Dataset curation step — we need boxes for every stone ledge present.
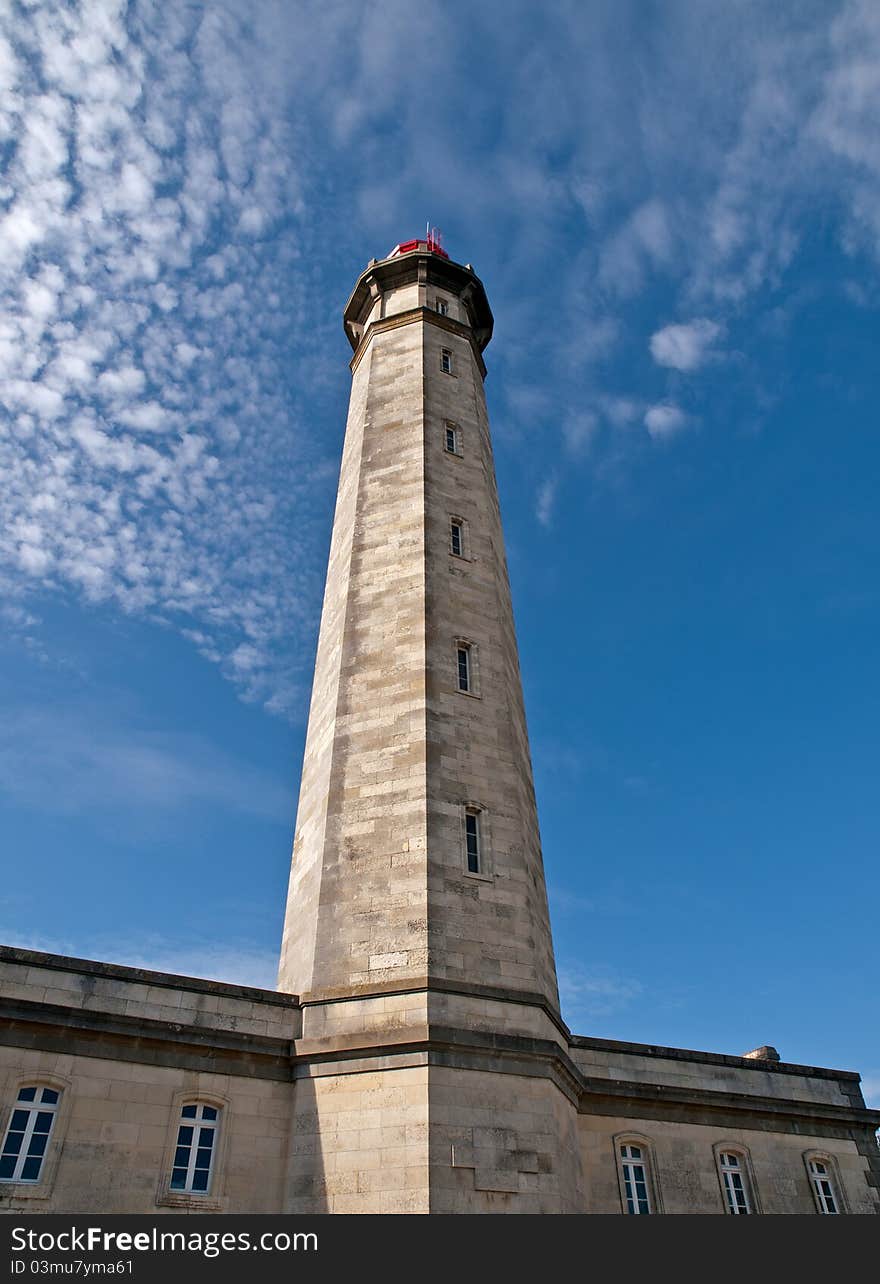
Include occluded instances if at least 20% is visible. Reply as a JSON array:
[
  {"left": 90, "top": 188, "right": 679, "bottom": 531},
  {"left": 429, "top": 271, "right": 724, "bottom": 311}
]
[
  {"left": 0, "top": 997, "right": 293, "bottom": 1081},
  {"left": 570, "top": 1031, "right": 865, "bottom": 1083},
  {"left": 4, "top": 995, "right": 879, "bottom": 1137},
  {"left": 300, "top": 973, "right": 568, "bottom": 1036},
  {"left": 576, "top": 1073, "right": 880, "bottom": 1132},
  {"left": 0, "top": 944, "right": 299, "bottom": 1007}
]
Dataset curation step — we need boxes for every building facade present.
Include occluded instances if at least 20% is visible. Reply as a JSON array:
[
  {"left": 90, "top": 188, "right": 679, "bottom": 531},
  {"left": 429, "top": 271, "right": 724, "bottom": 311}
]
[{"left": 1, "top": 240, "right": 878, "bottom": 1214}]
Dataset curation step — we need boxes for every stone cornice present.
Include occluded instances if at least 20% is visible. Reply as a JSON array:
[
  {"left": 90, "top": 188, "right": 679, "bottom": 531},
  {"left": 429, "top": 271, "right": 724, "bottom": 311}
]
[
  {"left": 570, "top": 1032, "right": 866, "bottom": 1084},
  {"left": 290, "top": 1024, "right": 880, "bottom": 1134},
  {"left": 3, "top": 947, "right": 867, "bottom": 1094},
  {"left": 299, "top": 973, "right": 569, "bottom": 1040},
  {"left": 349, "top": 307, "right": 488, "bottom": 379},
  {"left": 4, "top": 994, "right": 879, "bottom": 1137},
  {"left": 343, "top": 250, "right": 493, "bottom": 353},
  {"left": 576, "top": 1072, "right": 880, "bottom": 1134},
  {"left": 0, "top": 944, "right": 299, "bottom": 1007},
  {"left": 0, "top": 995, "right": 294, "bottom": 1082}
]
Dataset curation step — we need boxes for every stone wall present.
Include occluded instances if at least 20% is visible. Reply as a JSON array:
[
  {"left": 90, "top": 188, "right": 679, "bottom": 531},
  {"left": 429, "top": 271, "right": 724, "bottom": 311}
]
[{"left": 0, "top": 948, "right": 297, "bottom": 1213}]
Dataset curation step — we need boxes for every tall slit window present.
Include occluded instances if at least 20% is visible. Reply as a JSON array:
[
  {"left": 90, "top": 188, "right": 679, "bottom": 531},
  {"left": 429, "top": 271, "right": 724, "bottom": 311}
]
[
  {"left": 619, "top": 1143, "right": 651, "bottom": 1214},
  {"left": 808, "top": 1158, "right": 840, "bottom": 1214},
  {"left": 440, "top": 348, "right": 453, "bottom": 374},
  {"left": 0, "top": 1086, "right": 60, "bottom": 1183},
  {"left": 457, "top": 644, "right": 471, "bottom": 692},
  {"left": 465, "top": 809, "right": 481, "bottom": 874},
  {"left": 170, "top": 1103, "right": 219, "bottom": 1194},
  {"left": 444, "top": 423, "right": 461, "bottom": 455},
  {"left": 450, "top": 519, "right": 464, "bottom": 557},
  {"left": 719, "top": 1152, "right": 751, "bottom": 1214},
  {"left": 435, "top": 298, "right": 449, "bottom": 316}
]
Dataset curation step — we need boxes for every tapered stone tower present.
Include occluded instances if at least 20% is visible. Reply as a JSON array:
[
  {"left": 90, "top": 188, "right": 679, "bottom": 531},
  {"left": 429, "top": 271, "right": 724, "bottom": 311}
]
[
  {"left": 279, "top": 239, "right": 583, "bottom": 1212},
  {"left": 0, "top": 240, "right": 875, "bottom": 1218}
]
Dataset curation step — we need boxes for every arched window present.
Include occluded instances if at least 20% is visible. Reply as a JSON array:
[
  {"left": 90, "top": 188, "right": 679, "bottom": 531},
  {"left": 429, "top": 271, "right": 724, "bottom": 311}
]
[
  {"left": 169, "top": 1103, "right": 220, "bottom": 1195},
  {"left": 715, "top": 1147, "right": 756, "bottom": 1214},
  {"left": 0, "top": 1085, "right": 61, "bottom": 1184},
  {"left": 804, "top": 1153, "right": 844, "bottom": 1214},
  {"left": 614, "top": 1135, "right": 661, "bottom": 1214}
]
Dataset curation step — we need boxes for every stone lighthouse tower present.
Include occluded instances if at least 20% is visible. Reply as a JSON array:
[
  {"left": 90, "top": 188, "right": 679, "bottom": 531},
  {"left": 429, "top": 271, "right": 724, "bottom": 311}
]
[
  {"left": 278, "top": 237, "right": 583, "bottom": 1212},
  {"left": 0, "top": 239, "right": 874, "bottom": 1216}
]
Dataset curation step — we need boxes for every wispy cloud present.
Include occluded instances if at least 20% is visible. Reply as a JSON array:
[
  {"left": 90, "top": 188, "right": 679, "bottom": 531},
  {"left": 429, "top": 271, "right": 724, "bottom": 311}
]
[
  {"left": 0, "top": 927, "right": 279, "bottom": 990},
  {"left": 0, "top": 703, "right": 290, "bottom": 821},
  {"left": 535, "top": 475, "right": 557, "bottom": 527},
  {"left": 0, "top": 1, "right": 325, "bottom": 716},
  {"left": 5, "top": 0, "right": 880, "bottom": 707},
  {"left": 558, "top": 962, "right": 643, "bottom": 1025},
  {"left": 548, "top": 887, "right": 597, "bottom": 916}
]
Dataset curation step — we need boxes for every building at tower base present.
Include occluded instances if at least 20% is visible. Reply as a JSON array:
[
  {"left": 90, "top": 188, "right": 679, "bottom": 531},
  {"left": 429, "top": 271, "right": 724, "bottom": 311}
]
[
  {"left": 1, "top": 240, "right": 877, "bottom": 1214},
  {"left": 1, "top": 945, "right": 877, "bottom": 1213}
]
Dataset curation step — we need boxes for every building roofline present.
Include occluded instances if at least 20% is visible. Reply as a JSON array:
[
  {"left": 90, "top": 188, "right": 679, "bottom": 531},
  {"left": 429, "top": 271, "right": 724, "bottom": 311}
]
[
  {"left": 569, "top": 1031, "right": 865, "bottom": 1083},
  {"left": 0, "top": 944, "right": 299, "bottom": 1007},
  {"left": 3, "top": 944, "right": 866, "bottom": 1089}
]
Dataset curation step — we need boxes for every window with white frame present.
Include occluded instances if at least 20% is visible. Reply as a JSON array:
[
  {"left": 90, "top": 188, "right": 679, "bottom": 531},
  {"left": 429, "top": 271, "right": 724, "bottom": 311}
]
[
  {"left": 0, "top": 1086, "right": 61, "bottom": 1183},
  {"left": 464, "top": 808, "right": 481, "bottom": 874},
  {"left": 440, "top": 348, "right": 453, "bottom": 374},
  {"left": 435, "top": 298, "right": 449, "bottom": 316},
  {"left": 807, "top": 1157, "right": 840, "bottom": 1214},
  {"left": 450, "top": 517, "right": 465, "bottom": 558},
  {"left": 169, "top": 1103, "right": 220, "bottom": 1194},
  {"left": 619, "top": 1142, "right": 652, "bottom": 1214},
  {"left": 456, "top": 642, "right": 472, "bottom": 693},
  {"left": 718, "top": 1151, "right": 752, "bottom": 1214},
  {"left": 444, "top": 423, "right": 461, "bottom": 455}
]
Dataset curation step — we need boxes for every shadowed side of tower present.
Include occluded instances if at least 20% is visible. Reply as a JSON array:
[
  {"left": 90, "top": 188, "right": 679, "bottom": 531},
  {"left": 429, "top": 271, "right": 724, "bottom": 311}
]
[{"left": 278, "top": 241, "right": 583, "bottom": 1212}]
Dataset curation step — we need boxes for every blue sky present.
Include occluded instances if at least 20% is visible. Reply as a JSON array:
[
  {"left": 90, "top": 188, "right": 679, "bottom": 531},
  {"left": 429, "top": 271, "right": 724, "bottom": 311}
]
[{"left": 1, "top": 1, "right": 878, "bottom": 1102}]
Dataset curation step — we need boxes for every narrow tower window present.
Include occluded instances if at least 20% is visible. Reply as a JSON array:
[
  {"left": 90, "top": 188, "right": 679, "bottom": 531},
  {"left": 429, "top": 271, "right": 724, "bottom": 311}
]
[
  {"left": 718, "top": 1151, "right": 752, "bottom": 1214},
  {"left": 450, "top": 518, "right": 464, "bottom": 558},
  {"left": 435, "top": 298, "right": 449, "bottom": 316},
  {"left": 0, "top": 1086, "right": 60, "bottom": 1183},
  {"left": 457, "top": 643, "right": 471, "bottom": 692},
  {"left": 807, "top": 1158, "right": 840, "bottom": 1214},
  {"left": 619, "top": 1143, "right": 652, "bottom": 1214},
  {"left": 170, "top": 1103, "right": 220, "bottom": 1195},
  {"left": 440, "top": 348, "right": 453, "bottom": 374},
  {"left": 444, "top": 423, "right": 461, "bottom": 455},
  {"left": 465, "top": 809, "right": 481, "bottom": 874}
]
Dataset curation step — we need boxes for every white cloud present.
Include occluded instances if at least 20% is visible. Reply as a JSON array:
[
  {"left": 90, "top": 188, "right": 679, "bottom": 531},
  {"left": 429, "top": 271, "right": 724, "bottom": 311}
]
[
  {"left": 3, "top": 0, "right": 880, "bottom": 710},
  {"left": 0, "top": 0, "right": 324, "bottom": 716},
  {"left": 644, "top": 404, "right": 689, "bottom": 439},
  {"left": 649, "top": 318, "right": 722, "bottom": 371},
  {"left": 536, "top": 475, "right": 557, "bottom": 527},
  {"left": 97, "top": 366, "right": 146, "bottom": 398}
]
